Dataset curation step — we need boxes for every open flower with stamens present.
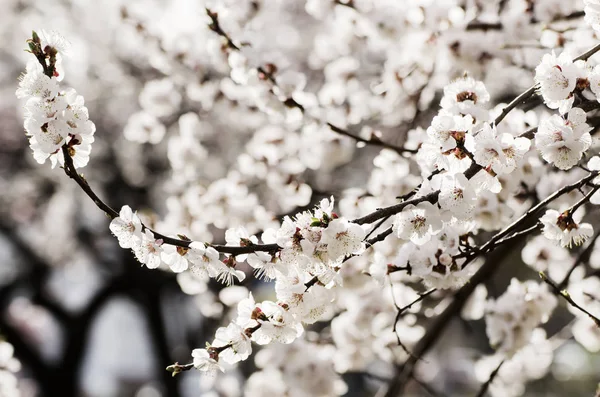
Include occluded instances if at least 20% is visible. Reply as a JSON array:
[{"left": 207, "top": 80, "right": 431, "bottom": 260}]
[
  {"left": 109, "top": 205, "right": 143, "bottom": 249},
  {"left": 133, "top": 229, "right": 164, "bottom": 269},
  {"left": 225, "top": 226, "right": 259, "bottom": 262},
  {"left": 426, "top": 112, "right": 475, "bottom": 152},
  {"left": 440, "top": 77, "right": 490, "bottom": 121},
  {"left": 192, "top": 348, "right": 224, "bottom": 375},
  {"left": 417, "top": 112, "right": 475, "bottom": 174},
  {"left": 16, "top": 60, "right": 58, "bottom": 99},
  {"left": 38, "top": 30, "right": 72, "bottom": 57},
  {"left": 252, "top": 301, "right": 303, "bottom": 345},
  {"left": 161, "top": 239, "right": 215, "bottom": 274},
  {"left": 212, "top": 323, "right": 252, "bottom": 364},
  {"left": 320, "top": 218, "right": 366, "bottom": 263},
  {"left": 534, "top": 51, "right": 584, "bottom": 112},
  {"left": 535, "top": 108, "right": 592, "bottom": 170},
  {"left": 437, "top": 173, "right": 478, "bottom": 218},
  {"left": 392, "top": 202, "right": 443, "bottom": 245},
  {"left": 212, "top": 256, "right": 246, "bottom": 286},
  {"left": 540, "top": 209, "right": 594, "bottom": 248},
  {"left": 246, "top": 229, "right": 287, "bottom": 280}
]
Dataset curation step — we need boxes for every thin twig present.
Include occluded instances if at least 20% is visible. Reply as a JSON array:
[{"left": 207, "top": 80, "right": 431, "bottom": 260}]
[
  {"left": 396, "top": 289, "right": 437, "bottom": 318},
  {"left": 365, "top": 217, "right": 390, "bottom": 241},
  {"left": 474, "top": 359, "right": 505, "bottom": 397},
  {"left": 389, "top": 279, "right": 420, "bottom": 359},
  {"left": 540, "top": 272, "right": 600, "bottom": 327},
  {"left": 576, "top": 43, "right": 600, "bottom": 62},
  {"left": 469, "top": 172, "right": 598, "bottom": 259},
  {"left": 493, "top": 85, "right": 538, "bottom": 126},
  {"left": 326, "top": 123, "right": 417, "bottom": 155},
  {"left": 493, "top": 223, "right": 541, "bottom": 247},
  {"left": 558, "top": 230, "right": 600, "bottom": 289}
]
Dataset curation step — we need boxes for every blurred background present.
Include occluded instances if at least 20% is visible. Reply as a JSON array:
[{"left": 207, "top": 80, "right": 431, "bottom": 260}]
[{"left": 1, "top": 0, "right": 600, "bottom": 396}]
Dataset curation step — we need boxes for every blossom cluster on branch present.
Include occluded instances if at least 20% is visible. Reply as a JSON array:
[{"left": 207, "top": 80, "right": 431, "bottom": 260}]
[{"left": 12, "top": 1, "right": 600, "bottom": 396}]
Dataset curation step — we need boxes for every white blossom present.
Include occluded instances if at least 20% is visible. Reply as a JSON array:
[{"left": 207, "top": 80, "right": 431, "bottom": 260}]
[
  {"left": 437, "top": 172, "right": 477, "bottom": 217},
  {"left": 133, "top": 229, "right": 164, "bottom": 269},
  {"left": 392, "top": 202, "right": 443, "bottom": 245},
  {"left": 540, "top": 209, "right": 594, "bottom": 248},
  {"left": 39, "top": 29, "right": 72, "bottom": 56},
  {"left": 212, "top": 257, "right": 246, "bottom": 286},
  {"left": 0, "top": 341, "right": 21, "bottom": 397},
  {"left": 252, "top": 301, "right": 303, "bottom": 345},
  {"left": 588, "top": 64, "right": 600, "bottom": 100},
  {"left": 320, "top": 218, "right": 366, "bottom": 263},
  {"left": 161, "top": 244, "right": 195, "bottom": 273},
  {"left": 16, "top": 61, "right": 58, "bottom": 99},
  {"left": 192, "top": 348, "right": 224, "bottom": 375},
  {"left": 534, "top": 51, "right": 583, "bottom": 112},
  {"left": 440, "top": 77, "right": 490, "bottom": 121},
  {"left": 109, "top": 205, "right": 143, "bottom": 249},
  {"left": 212, "top": 323, "right": 252, "bottom": 364},
  {"left": 485, "top": 279, "right": 557, "bottom": 356},
  {"left": 584, "top": 0, "right": 600, "bottom": 33},
  {"left": 225, "top": 227, "right": 259, "bottom": 262}
]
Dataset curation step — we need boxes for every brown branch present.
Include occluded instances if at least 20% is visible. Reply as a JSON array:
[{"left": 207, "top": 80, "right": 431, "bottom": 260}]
[
  {"left": 205, "top": 8, "right": 241, "bottom": 51},
  {"left": 461, "top": 172, "right": 598, "bottom": 260},
  {"left": 354, "top": 162, "right": 481, "bottom": 226},
  {"left": 474, "top": 359, "right": 504, "bottom": 397},
  {"left": 540, "top": 271, "right": 600, "bottom": 327},
  {"left": 326, "top": 123, "right": 417, "bottom": 155},
  {"left": 389, "top": 280, "right": 420, "bottom": 360},
  {"left": 493, "top": 85, "right": 538, "bottom": 126},
  {"left": 466, "top": 10, "right": 585, "bottom": 31},
  {"left": 58, "top": 144, "right": 280, "bottom": 254}
]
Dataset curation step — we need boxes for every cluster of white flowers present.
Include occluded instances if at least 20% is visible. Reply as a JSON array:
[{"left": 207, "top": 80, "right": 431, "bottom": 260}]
[
  {"left": 521, "top": 235, "right": 573, "bottom": 278},
  {"left": 567, "top": 276, "right": 600, "bottom": 352},
  {"left": 191, "top": 196, "right": 372, "bottom": 371},
  {"left": 475, "top": 329, "right": 554, "bottom": 397},
  {"left": 485, "top": 279, "right": 557, "bottom": 356},
  {"left": 244, "top": 338, "right": 348, "bottom": 397},
  {"left": 467, "top": 123, "right": 531, "bottom": 175},
  {"left": 14, "top": 2, "right": 600, "bottom": 394},
  {"left": 585, "top": 0, "right": 600, "bottom": 34},
  {"left": 0, "top": 341, "right": 21, "bottom": 397},
  {"left": 16, "top": 31, "right": 95, "bottom": 169},
  {"left": 101, "top": 33, "right": 600, "bottom": 386},
  {"left": 109, "top": 205, "right": 246, "bottom": 284}
]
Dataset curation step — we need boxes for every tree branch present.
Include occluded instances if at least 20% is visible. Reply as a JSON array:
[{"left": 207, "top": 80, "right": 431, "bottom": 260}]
[
  {"left": 540, "top": 271, "right": 600, "bottom": 327},
  {"left": 474, "top": 359, "right": 504, "bottom": 397}
]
